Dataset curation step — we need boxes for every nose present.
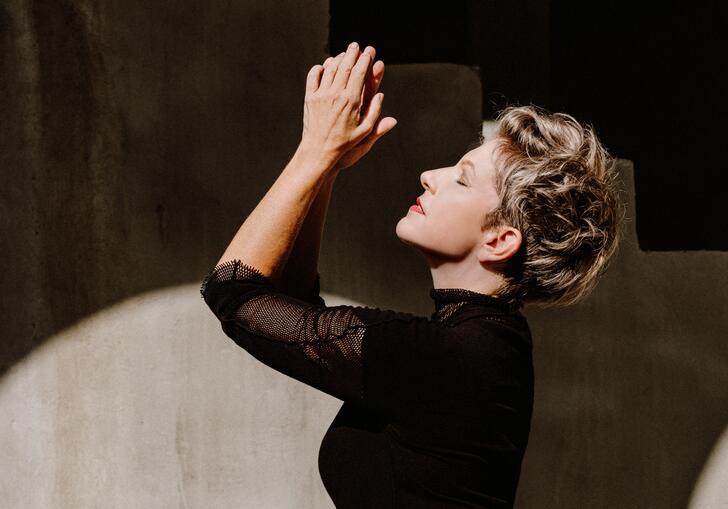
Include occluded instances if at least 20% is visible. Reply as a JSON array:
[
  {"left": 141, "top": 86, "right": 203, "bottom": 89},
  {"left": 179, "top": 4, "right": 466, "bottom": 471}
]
[{"left": 420, "top": 170, "right": 433, "bottom": 192}]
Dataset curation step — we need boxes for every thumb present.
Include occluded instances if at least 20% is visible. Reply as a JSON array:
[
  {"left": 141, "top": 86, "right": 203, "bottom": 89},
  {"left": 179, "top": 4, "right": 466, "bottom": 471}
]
[
  {"left": 373, "top": 116, "right": 398, "bottom": 139},
  {"left": 379, "top": 117, "right": 397, "bottom": 133},
  {"left": 359, "top": 116, "right": 397, "bottom": 150}
]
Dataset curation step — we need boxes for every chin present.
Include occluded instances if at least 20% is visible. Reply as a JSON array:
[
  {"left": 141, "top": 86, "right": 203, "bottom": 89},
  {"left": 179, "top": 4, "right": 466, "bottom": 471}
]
[
  {"left": 395, "top": 219, "right": 418, "bottom": 247},
  {"left": 394, "top": 217, "right": 409, "bottom": 239}
]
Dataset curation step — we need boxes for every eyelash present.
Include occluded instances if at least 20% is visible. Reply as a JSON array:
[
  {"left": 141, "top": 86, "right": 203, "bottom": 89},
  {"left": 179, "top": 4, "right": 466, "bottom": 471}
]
[{"left": 457, "top": 178, "right": 467, "bottom": 186}]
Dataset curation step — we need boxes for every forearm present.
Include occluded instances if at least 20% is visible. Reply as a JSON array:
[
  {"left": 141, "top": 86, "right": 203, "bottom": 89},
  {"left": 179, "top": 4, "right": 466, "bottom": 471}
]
[
  {"left": 215, "top": 145, "right": 338, "bottom": 282},
  {"left": 278, "top": 169, "right": 338, "bottom": 300}
]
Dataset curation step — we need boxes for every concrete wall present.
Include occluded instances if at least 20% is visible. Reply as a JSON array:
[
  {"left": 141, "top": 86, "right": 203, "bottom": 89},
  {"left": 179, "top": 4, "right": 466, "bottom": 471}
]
[{"left": 2, "top": 0, "right": 727, "bottom": 507}]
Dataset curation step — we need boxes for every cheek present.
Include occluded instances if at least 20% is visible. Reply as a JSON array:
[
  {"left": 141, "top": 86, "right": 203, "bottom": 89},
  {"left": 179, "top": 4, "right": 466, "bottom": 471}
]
[{"left": 429, "top": 204, "right": 478, "bottom": 238}]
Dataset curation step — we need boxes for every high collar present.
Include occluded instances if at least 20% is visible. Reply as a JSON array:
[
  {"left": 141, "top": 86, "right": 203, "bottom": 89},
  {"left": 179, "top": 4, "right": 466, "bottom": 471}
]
[{"left": 429, "top": 287, "right": 524, "bottom": 323}]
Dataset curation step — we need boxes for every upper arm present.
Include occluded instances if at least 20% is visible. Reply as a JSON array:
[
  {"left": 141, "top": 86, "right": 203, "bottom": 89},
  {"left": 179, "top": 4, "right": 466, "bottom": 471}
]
[{"left": 200, "top": 259, "right": 459, "bottom": 415}]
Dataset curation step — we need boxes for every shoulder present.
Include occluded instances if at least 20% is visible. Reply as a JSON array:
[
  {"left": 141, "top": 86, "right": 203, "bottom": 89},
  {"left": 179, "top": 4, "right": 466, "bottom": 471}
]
[{"left": 451, "top": 312, "right": 533, "bottom": 358}]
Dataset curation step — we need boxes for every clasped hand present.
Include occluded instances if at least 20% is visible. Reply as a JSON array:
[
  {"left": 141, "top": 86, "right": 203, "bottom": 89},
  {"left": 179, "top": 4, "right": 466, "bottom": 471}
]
[{"left": 300, "top": 41, "right": 397, "bottom": 171}]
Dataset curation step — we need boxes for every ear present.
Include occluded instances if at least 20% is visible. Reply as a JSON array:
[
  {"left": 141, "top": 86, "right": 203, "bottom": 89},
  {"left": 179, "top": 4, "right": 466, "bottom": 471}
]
[{"left": 476, "top": 226, "right": 522, "bottom": 263}]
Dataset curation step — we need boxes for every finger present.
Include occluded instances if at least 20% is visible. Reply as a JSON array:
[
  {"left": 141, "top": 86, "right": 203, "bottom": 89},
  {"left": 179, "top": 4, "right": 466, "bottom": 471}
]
[
  {"left": 332, "top": 41, "right": 361, "bottom": 90},
  {"left": 358, "top": 48, "right": 377, "bottom": 106},
  {"left": 320, "top": 51, "right": 345, "bottom": 90},
  {"left": 357, "top": 90, "right": 382, "bottom": 129},
  {"left": 353, "top": 91, "right": 384, "bottom": 139},
  {"left": 306, "top": 64, "right": 324, "bottom": 95},
  {"left": 372, "top": 60, "right": 384, "bottom": 93},
  {"left": 361, "top": 59, "right": 384, "bottom": 110},
  {"left": 348, "top": 46, "right": 373, "bottom": 98}
]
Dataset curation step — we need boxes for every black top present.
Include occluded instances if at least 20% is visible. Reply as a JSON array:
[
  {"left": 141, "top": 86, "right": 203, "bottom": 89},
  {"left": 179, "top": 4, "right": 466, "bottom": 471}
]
[{"left": 200, "top": 259, "right": 534, "bottom": 508}]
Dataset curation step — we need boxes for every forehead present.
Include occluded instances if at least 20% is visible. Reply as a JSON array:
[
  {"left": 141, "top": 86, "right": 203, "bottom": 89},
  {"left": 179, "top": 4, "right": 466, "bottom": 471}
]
[{"left": 463, "top": 139, "right": 499, "bottom": 178}]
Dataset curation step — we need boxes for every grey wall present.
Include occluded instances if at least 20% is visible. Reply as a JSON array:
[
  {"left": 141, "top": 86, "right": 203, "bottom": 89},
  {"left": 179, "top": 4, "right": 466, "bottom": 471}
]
[{"left": 2, "top": 0, "right": 727, "bottom": 507}]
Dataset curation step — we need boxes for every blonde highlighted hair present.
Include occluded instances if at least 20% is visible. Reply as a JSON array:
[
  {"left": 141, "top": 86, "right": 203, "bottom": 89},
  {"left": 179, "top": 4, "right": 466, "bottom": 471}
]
[{"left": 481, "top": 104, "right": 627, "bottom": 308}]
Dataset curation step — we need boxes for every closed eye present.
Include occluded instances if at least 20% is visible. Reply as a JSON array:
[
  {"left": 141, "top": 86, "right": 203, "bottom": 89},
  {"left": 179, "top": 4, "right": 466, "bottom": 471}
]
[{"left": 456, "top": 167, "right": 469, "bottom": 186}]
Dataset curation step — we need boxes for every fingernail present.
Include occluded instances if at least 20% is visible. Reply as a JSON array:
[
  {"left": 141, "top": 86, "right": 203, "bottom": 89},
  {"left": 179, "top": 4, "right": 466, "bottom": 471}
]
[{"left": 349, "top": 41, "right": 358, "bottom": 50}]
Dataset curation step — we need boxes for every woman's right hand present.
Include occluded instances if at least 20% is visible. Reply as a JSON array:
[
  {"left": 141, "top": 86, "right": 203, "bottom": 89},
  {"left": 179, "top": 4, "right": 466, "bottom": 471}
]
[{"left": 323, "top": 46, "right": 398, "bottom": 172}]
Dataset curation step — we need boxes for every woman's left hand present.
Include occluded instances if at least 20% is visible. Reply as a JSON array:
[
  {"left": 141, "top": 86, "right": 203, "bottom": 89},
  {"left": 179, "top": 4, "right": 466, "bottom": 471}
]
[{"left": 299, "top": 42, "right": 385, "bottom": 166}]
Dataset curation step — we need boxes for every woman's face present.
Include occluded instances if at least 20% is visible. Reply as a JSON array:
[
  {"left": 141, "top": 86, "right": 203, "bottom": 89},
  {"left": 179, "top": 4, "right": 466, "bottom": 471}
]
[{"left": 395, "top": 139, "right": 503, "bottom": 259}]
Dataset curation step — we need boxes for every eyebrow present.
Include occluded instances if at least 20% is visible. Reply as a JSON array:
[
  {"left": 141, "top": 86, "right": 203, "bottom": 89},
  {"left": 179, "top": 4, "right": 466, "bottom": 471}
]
[{"left": 460, "top": 159, "right": 476, "bottom": 180}]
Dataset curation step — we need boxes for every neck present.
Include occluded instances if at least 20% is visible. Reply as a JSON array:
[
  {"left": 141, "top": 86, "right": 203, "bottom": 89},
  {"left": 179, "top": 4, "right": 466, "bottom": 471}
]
[{"left": 427, "top": 256, "right": 504, "bottom": 296}]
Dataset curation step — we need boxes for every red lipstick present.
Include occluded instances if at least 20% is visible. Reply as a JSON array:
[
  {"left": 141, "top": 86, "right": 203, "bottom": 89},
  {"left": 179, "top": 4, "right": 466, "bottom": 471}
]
[{"left": 409, "top": 197, "right": 425, "bottom": 215}]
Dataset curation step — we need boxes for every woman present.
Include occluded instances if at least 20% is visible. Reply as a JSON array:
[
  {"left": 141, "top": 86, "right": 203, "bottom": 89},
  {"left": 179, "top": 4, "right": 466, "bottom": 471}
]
[{"left": 200, "top": 42, "right": 624, "bottom": 508}]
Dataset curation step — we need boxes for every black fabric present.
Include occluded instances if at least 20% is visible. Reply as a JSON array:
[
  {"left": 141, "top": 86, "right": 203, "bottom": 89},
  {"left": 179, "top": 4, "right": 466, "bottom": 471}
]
[{"left": 200, "top": 258, "right": 534, "bottom": 508}]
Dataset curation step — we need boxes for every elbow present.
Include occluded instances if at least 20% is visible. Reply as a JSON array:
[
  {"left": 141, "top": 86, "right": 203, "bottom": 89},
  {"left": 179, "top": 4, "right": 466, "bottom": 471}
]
[{"left": 201, "top": 278, "right": 260, "bottom": 322}]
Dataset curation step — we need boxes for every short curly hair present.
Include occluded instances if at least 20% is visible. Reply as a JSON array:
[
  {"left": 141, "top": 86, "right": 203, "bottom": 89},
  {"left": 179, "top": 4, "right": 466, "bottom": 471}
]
[{"left": 481, "top": 104, "right": 627, "bottom": 308}]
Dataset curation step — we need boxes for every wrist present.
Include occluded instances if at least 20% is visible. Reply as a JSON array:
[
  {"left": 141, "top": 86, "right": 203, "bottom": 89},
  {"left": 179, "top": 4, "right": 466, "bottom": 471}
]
[{"left": 295, "top": 141, "right": 340, "bottom": 175}]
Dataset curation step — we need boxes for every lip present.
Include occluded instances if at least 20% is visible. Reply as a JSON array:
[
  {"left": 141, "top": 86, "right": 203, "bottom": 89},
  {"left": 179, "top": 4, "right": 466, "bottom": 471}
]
[
  {"left": 409, "top": 197, "right": 425, "bottom": 215},
  {"left": 416, "top": 197, "right": 425, "bottom": 215}
]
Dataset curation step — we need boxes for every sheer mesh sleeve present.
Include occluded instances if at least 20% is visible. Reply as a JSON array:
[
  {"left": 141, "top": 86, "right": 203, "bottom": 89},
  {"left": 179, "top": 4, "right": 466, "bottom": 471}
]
[
  {"left": 200, "top": 258, "right": 507, "bottom": 415},
  {"left": 200, "top": 258, "right": 375, "bottom": 405}
]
